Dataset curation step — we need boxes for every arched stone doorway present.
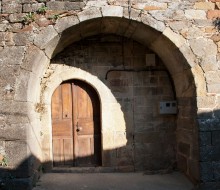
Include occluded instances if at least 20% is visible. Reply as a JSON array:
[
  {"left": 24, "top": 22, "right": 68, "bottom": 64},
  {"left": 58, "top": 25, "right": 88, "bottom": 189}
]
[
  {"left": 21, "top": 10, "right": 204, "bottom": 185},
  {"left": 51, "top": 80, "right": 102, "bottom": 167}
]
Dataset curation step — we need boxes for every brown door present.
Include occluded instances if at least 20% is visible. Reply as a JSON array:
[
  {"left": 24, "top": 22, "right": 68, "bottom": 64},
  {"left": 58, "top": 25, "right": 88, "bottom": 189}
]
[{"left": 52, "top": 80, "right": 101, "bottom": 167}]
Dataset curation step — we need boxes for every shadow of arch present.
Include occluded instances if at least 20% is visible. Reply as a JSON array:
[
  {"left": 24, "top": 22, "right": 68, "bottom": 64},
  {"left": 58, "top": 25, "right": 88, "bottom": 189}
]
[{"left": 17, "top": 13, "right": 204, "bottom": 188}]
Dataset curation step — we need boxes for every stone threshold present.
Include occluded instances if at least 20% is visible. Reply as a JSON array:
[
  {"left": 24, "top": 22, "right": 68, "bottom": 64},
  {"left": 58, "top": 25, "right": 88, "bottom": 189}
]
[{"left": 51, "top": 166, "right": 135, "bottom": 173}]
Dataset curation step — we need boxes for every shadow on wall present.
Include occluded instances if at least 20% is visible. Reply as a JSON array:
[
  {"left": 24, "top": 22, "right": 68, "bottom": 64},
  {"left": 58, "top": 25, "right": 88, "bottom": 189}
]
[{"left": 0, "top": 109, "right": 219, "bottom": 190}]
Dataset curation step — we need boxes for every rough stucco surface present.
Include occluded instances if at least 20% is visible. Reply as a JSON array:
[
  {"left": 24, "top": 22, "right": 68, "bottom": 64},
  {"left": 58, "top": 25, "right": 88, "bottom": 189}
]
[{"left": 0, "top": 0, "right": 219, "bottom": 189}]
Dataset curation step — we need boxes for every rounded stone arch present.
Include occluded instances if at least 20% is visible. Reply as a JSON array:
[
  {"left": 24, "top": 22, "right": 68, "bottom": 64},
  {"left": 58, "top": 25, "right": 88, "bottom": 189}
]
[
  {"left": 22, "top": 7, "right": 205, "bottom": 184},
  {"left": 41, "top": 67, "right": 127, "bottom": 169}
]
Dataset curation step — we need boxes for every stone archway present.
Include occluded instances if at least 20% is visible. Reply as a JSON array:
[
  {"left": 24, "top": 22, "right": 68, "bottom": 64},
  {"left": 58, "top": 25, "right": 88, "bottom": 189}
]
[{"left": 19, "top": 6, "right": 205, "bottom": 185}]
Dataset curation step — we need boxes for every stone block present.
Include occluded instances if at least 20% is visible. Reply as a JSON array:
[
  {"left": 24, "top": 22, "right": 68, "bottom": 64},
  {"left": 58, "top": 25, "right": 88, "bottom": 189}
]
[
  {"left": 47, "top": 1, "right": 84, "bottom": 11},
  {"left": 213, "top": 161, "right": 220, "bottom": 181},
  {"left": 205, "top": 71, "right": 220, "bottom": 84},
  {"left": 0, "top": 46, "right": 26, "bottom": 65},
  {"left": 78, "top": 7, "right": 102, "bottom": 22},
  {"left": 200, "top": 132, "right": 212, "bottom": 146},
  {"left": 23, "top": 3, "right": 44, "bottom": 13},
  {"left": 0, "top": 123, "right": 27, "bottom": 140},
  {"left": 199, "top": 182, "right": 220, "bottom": 190},
  {"left": 34, "top": 25, "right": 58, "bottom": 50},
  {"left": 194, "top": 2, "right": 215, "bottom": 10},
  {"left": 197, "top": 96, "right": 216, "bottom": 109},
  {"left": 102, "top": 6, "right": 123, "bottom": 17},
  {"left": 200, "top": 161, "right": 214, "bottom": 182},
  {"left": 54, "top": 15, "right": 79, "bottom": 34},
  {"left": 0, "top": 24, "right": 8, "bottom": 32},
  {"left": 9, "top": 13, "right": 26, "bottom": 23},
  {"left": 189, "top": 38, "right": 217, "bottom": 58},
  {"left": 188, "top": 159, "right": 200, "bottom": 183},
  {"left": 2, "top": 1, "right": 22, "bottom": 14},
  {"left": 5, "top": 140, "right": 28, "bottom": 168},
  {"left": 207, "top": 10, "right": 220, "bottom": 19},
  {"left": 200, "top": 145, "right": 220, "bottom": 162},
  {"left": 198, "top": 118, "right": 220, "bottom": 131},
  {"left": 200, "top": 55, "right": 218, "bottom": 72},
  {"left": 177, "top": 154, "right": 187, "bottom": 172},
  {"left": 185, "top": 10, "right": 206, "bottom": 20},
  {"left": 207, "top": 84, "right": 220, "bottom": 93},
  {"left": 212, "top": 131, "right": 220, "bottom": 146},
  {"left": 178, "top": 142, "right": 190, "bottom": 157}
]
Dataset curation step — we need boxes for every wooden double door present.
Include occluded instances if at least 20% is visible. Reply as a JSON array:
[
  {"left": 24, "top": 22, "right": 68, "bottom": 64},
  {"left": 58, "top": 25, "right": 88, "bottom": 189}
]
[{"left": 52, "top": 80, "right": 101, "bottom": 167}]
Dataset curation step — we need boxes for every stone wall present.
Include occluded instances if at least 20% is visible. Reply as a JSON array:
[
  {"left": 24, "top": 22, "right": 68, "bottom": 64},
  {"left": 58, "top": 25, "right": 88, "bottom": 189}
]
[
  {"left": 0, "top": 0, "right": 219, "bottom": 189},
  {"left": 50, "top": 35, "right": 176, "bottom": 172}
]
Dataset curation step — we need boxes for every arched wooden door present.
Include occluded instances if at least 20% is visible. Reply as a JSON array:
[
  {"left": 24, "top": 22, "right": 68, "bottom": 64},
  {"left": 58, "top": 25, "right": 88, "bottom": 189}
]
[{"left": 51, "top": 80, "right": 101, "bottom": 167}]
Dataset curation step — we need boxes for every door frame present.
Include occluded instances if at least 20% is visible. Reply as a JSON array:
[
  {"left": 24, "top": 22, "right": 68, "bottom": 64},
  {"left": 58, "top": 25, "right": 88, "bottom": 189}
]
[{"left": 40, "top": 68, "right": 128, "bottom": 171}]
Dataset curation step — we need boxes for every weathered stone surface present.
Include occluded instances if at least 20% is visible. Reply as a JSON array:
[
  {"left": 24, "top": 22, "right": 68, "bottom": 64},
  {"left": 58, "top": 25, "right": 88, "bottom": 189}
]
[
  {"left": 212, "top": 131, "right": 220, "bottom": 146},
  {"left": 102, "top": 6, "right": 123, "bottom": 17},
  {"left": 78, "top": 7, "right": 102, "bottom": 22},
  {"left": 200, "top": 145, "right": 220, "bottom": 162},
  {"left": 213, "top": 161, "right": 220, "bottom": 180},
  {"left": 46, "top": 1, "right": 84, "bottom": 11},
  {"left": 54, "top": 15, "right": 79, "bottom": 33},
  {"left": 200, "top": 132, "right": 212, "bottom": 146},
  {"left": 194, "top": 2, "right": 215, "bottom": 10},
  {"left": 23, "top": 3, "right": 44, "bottom": 13},
  {"left": 34, "top": 25, "right": 58, "bottom": 49},
  {"left": 132, "top": 2, "right": 167, "bottom": 11},
  {"left": 163, "top": 27, "right": 185, "bottom": 48},
  {"left": 0, "top": 46, "right": 26, "bottom": 65},
  {"left": 200, "top": 162, "right": 214, "bottom": 182},
  {"left": 9, "top": 13, "right": 26, "bottom": 23},
  {"left": 2, "top": 1, "right": 22, "bottom": 14},
  {"left": 207, "top": 10, "right": 220, "bottom": 19},
  {"left": 189, "top": 38, "right": 217, "bottom": 58},
  {"left": 185, "top": 10, "right": 206, "bottom": 19}
]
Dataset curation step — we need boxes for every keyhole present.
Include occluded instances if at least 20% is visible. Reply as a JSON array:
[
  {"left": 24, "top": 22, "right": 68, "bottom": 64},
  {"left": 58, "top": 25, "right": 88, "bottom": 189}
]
[{"left": 65, "top": 114, "right": 68, "bottom": 118}]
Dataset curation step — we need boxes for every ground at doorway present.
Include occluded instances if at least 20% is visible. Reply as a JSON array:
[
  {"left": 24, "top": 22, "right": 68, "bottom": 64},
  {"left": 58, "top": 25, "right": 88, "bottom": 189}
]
[{"left": 33, "top": 172, "right": 194, "bottom": 190}]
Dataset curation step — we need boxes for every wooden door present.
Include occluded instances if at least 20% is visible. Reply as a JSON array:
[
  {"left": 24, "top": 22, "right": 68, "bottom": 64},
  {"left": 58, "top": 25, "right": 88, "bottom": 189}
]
[{"left": 52, "top": 80, "right": 101, "bottom": 167}]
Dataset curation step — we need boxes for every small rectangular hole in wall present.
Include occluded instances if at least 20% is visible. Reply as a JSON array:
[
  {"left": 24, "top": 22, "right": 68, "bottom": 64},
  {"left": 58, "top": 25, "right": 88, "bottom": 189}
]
[{"left": 159, "top": 101, "right": 177, "bottom": 114}]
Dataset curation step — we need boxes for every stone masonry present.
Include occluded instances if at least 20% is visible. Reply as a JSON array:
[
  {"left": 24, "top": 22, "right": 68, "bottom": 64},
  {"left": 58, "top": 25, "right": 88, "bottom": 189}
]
[{"left": 0, "top": 0, "right": 219, "bottom": 190}]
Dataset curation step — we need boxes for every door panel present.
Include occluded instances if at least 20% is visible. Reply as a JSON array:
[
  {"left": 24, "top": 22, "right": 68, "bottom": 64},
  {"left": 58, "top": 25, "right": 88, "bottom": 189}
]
[
  {"left": 52, "top": 84, "right": 73, "bottom": 166},
  {"left": 52, "top": 80, "right": 101, "bottom": 167},
  {"left": 73, "top": 81, "right": 101, "bottom": 166}
]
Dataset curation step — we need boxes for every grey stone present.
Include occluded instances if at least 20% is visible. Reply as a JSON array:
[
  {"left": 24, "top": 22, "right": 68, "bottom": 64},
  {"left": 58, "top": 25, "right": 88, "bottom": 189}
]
[
  {"left": 199, "top": 119, "right": 220, "bottom": 131},
  {"left": 47, "top": 1, "right": 84, "bottom": 11},
  {"left": 9, "top": 13, "right": 26, "bottom": 23},
  {"left": 185, "top": 10, "right": 206, "bottom": 19},
  {"left": 2, "top": 1, "right": 22, "bottom": 14},
  {"left": 189, "top": 38, "right": 217, "bottom": 58},
  {"left": 0, "top": 123, "right": 27, "bottom": 140},
  {"left": 13, "top": 32, "right": 32, "bottom": 46},
  {"left": 212, "top": 131, "right": 220, "bottom": 146},
  {"left": 102, "top": 5, "right": 123, "bottom": 17},
  {"left": 213, "top": 161, "right": 220, "bottom": 181},
  {"left": 34, "top": 25, "right": 58, "bottom": 49},
  {"left": 54, "top": 15, "right": 79, "bottom": 34},
  {"left": 0, "top": 46, "right": 26, "bottom": 66},
  {"left": 178, "top": 142, "right": 190, "bottom": 156},
  {"left": 200, "top": 162, "right": 214, "bottom": 182},
  {"left": 200, "top": 132, "right": 212, "bottom": 146},
  {"left": 5, "top": 140, "right": 28, "bottom": 167},
  {"left": 200, "top": 145, "right": 220, "bottom": 162},
  {"left": 78, "top": 7, "right": 102, "bottom": 22},
  {"left": 0, "top": 24, "right": 8, "bottom": 32},
  {"left": 23, "top": 3, "right": 44, "bottom": 13}
]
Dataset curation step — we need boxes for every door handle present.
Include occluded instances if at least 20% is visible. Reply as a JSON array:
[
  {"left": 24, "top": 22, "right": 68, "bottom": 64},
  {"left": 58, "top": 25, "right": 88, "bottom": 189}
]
[{"left": 76, "top": 122, "right": 82, "bottom": 132}]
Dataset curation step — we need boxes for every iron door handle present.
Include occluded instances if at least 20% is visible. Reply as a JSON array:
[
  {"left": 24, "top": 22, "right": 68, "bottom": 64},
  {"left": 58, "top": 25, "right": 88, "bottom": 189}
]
[{"left": 76, "top": 122, "right": 82, "bottom": 132}]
